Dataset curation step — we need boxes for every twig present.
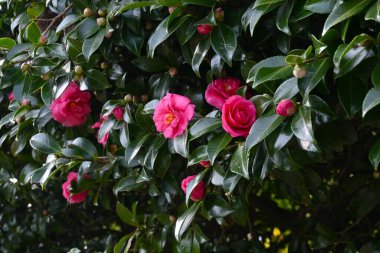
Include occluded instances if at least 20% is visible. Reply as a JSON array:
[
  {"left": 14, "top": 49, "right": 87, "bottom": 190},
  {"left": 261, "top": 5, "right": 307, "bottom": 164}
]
[
  {"left": 301, "top": 53, "right": 329, "bottom": 64},
  {"left": 42, "top": 3, "right": 73, "bottom": 36}
]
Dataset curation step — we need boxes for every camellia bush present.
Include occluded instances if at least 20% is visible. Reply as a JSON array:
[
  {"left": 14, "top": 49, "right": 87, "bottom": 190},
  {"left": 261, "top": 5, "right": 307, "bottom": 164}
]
[{"left": 1, "top": 0, "right": 380, "bottom": 252}]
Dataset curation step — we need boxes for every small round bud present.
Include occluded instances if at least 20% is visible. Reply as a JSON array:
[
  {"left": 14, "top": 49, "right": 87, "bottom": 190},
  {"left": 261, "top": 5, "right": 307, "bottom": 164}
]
[
  {"left": 109, "top": 144, "right": 117, "bottom": 155},
  {"left": 42, "top": 210, "right": 49, "bottom": 216},
  {"left": 21, "top": 62, "right": 30, "bottom": 72},
  {"left": 97, "top": 17, "right": 106, "bottom": 27},
  {"left": 168, "top": 7, "right": 177, "bottom": 14},
  {"left": 100, "top": 62, "right": 109, "bottom": 70},
  {"left": 373, "top": 171, "right": 380, "bottom": 179},
  {"left": 168, "top": 67, "right": 177, "bottom": 77},
  {"left": 114, "top": 47, "right": 121, "bottom": 53},
  {"left": 124, "top": 94, "right": 133, "bottom": 103},
  {"left": 105, "top": 32, "right": 112, "bottom": 39},
  {"left": 214, "top": 7, "right": 224, "bottom": 22},
  {"left": 169, "top": 215, "right": 176, "bottom": 222},
  {"left": 15, "top": 117, "right": 23, "bottom": 124},
  {"left": 73, "top": 74, "right": 81, "bottom": 82},
  {"left": 141, "top": 94, "right": 149, "bottom": 103},
  {"left": 21, "top": 98, "right": 30, "bottom": 106},
  {"left": 83, "top": 8, "right": 93, "bottom": 17},
  {"left": 293, "top": 64, "right": 306, "bottom": 79},
  {"left": 276, "top": 99, "right": 297, "bottom": 117},
  {"left": 144, "top": 21, "right": 154, "bottom": 30},
  {"left": 74, "top": 65, "right": 83, "bottom": 75},
  {"left": 41, "top": 72, "right": 51, "bottom": 81},
  {"left": 199, "top": 160, "right": 210, "bottom": 168},
  {"left": 247, "top": 233, "right": 253, "bottom": 241},
  {"left": 98, "top": 9, "right": 107, "bottom": 17},
  {"left": 197, "top": 24, "right": 213, "bottom": 35},
  {"left": 39, "top": 35, "right": 47, "bottom": 46}
]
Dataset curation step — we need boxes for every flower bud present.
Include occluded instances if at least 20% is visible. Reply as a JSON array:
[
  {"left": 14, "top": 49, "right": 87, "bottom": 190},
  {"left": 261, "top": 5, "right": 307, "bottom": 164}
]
[
  {"left": 21, "top": 98, "right": 30, "bottom": 106},
  {"left": 169, "top": 215, "right": 176, "bottom": 222},
  {"left": 100, "top": 61, "right": 109, "bottom": 70},
  {"left": 199, "top": 160, "right": 210, "bottom": 168},
  {"left": 112, "top": 107, "right": 124, "bottom": 121},
  {"left": 21, "top": 62, "right": 30, "bottom": 72},
  {"left": 105, "top": 32, "right": 112, "bottom": 39},
  {"left": 141, "top": 94, "right": 149, "bottom": 103},
  {"left": 74, "top": 65, "right": 83, "bottom": 75},
  {"left": 276, "top": 99, "right": 297, "bottom": 117},
  {"left": 373, "top": 171, "right": 380, "bottom": 179},
  {"left": 124, "top": 94, "right": 133, "bottom": 103},
  {"left": 293, "top": 64, "right": 306, "bottom": 79},
  {"left": 98, "top": 9, "right": 107, "bottom": 17},
  {"left": 73, "top": 74, "right": 81, "bottom": 82},
  {"left": 41, "top": 72, "right": 51, "bottom": 81},
  {"left": 168, "top": 7, "right": 177, "bottom": 14},
  {"left": 83, "top": 8, "right": 93, "bottom": 17},
  {"left": 168, "top": 67, "right": 177, "bottom": 77},
  {"left": 197, "top": 24, "right": 213, "bottom": 35},
  {"left": 109, "top": 144, "right": 117, "bottom": 155},
  {"left": 97, "top": 17, "right": 106, "bottom": 27},
  {"left": 39, "top": 35, "right": 47, "bottom": 46},
  {"left": 214, "top": 7, "right": 224, "bottom": 22}
]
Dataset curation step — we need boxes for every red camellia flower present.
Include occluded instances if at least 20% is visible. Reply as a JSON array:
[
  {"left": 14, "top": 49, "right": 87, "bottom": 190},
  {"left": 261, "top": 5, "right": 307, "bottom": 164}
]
[
  {"left": 276, "top": 99, "right": 297, "bottom": 117},
  {"left": 205, "top": 77, "right": 241, "bottom": 110},
  {"left": 113, "top": 106, "right": 124, "bottom": 121},
  {"left": 8, "top": 92, "right": 14, "bottom": 102},
  {"left": 222, "top": 95, "right": 256, "bottom": 138},
  {"left": 199, "top": 160, "right": 210, "bottom": 167},
  {"left": 50, "top": 82, "right": 91, "bottom": 127},
  {"left": 62, "top": 172, "right": 89, "bottom": 204},
  {"left": 91, "top": 115, "right": 109, "bottom": 146},
  {"left": 181, "top": 175, "right": 205, "bottom": 201},
  {"left": 153, "top": 93, "right": 195, "bottom": 139},
  {"left": 197, "top": 24, "right": 213, "bottom": 35}
]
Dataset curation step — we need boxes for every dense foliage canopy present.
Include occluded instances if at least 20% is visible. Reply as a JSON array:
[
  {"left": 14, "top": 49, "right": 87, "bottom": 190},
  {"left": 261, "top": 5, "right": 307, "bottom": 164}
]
[{"left": 1, "top": 0, "right": 380, "bottom": 252}]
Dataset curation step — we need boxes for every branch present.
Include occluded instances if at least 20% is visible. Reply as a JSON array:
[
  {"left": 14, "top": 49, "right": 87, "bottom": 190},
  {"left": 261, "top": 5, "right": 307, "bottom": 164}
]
[{"left": 42, "top": 3, "right": 74, "bottom": 36}]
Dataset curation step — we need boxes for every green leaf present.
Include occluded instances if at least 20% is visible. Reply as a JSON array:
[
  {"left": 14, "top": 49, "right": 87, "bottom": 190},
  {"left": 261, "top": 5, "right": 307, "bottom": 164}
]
[
  {"left": 30, "top": 133, "right": 61, "bottom": 154},
  {"left": 369, "top": 139, "right": 380, "bottom": 170},
  {"left": 210, "top": 24, "right": 237, "bottom": 66},
  {"left": 246, "top": 114, "right": 284, "bottom": 151},
  {"left": 323, "top": 0, "right": 373, "bottom": 35},
  {"left": 27, "top": 2, "right": 45, "bottom": 18},
  {"left": 363, "top": 87, "right": 380, "bottom": 117},
  {"left": 30, "top": 163, "right": 55, "bottom": 187},
  {"left": 98, "top": 119, "right": 116, "bottom": 140},
  {"left": 242, "top": 4, "right": 275, "bottom": 36},
  {"left": 69, "top": 137, "right": 98, "bottom": 159},
  {"left": 337, "top": 77, "right": 367, "bottom": 118},
  {"left": 254, "top": 0, "right": 284, "bottom": 8},
  {"left": 125, "top": 135, "right": 150, "bottom": 165},
  {"left": 247, "top": 56, "right": 289, "bottom": 85},
  {"left": 311, "top": 34, "right": 327, "bottom": 55},
  {"left": 291, "top": 106, "right": 314, "bottom": 142},
  {"left": 192, "top": 39, "right": 210, "bottom": 78},
  {"left": 204, "top": 194, "right": 234, "bottom": 218},
  {"left": 148, "top": 15, "right": 190, "bottom": 58},
  {"left": 189, "top": 117, "right": 221, "bottom": 141},
  {"left": 230, "top": 143, "right": 249, "bottom": 179},
  {"left": 0, "top": 38, "right": 16, "bottom": 50},
  {"left": 116, "top": 202, "right": 140, "bottom": 227},
  {"left": 223, "top": 171, "right": 241, "bottom": 194},
  {"left": 26, "top": 22, "right": 41, "bottom": 44},
  {"left": 175, "top": 201, "right": 202, "bottom": 241},
  {"left": 276, "top": 0, "right": 294, "bottom": 35},
  {"left": 185, "top": 170, "right": 207, "bottom": 206},
  {"left": 304, "top": 0, "right": 336, "bottom": 14},
  {"left": 56, "top": 14, "right": 82, "bottom": 33},
  {"left": 144, "top": 136, "right": 166, "bottom": 170},
  {"left": 207, "top": 132, "right": 232, "bottom": 165},
  {"left": 253, "top": 66, "right": 293, "bottom": 87},
  {"left": 117, "top": 1, "right": 157, "bottom": 15},
  {"left": 7, "top": 43, "right": 32, "bottom": 60},
  {"left": 173, "top": 130, "right": 189, "bottom": 158},
  {"left": 83, "top": 28, "right": 106, "bottom": 61},
  {"left": 371, "top": 63, "right": 380, "bottom": 87},
  {"left": 84, "top": 69, "right": 111, "bottom": 90},
  {"left": 114, "top": 175, "right": 141, "bottom": 194},
  {"left": 132, "top": 56, "right": 168, "bottom": 72},
  {"left": 365, "top": 1, "right": 380, "bottom": 22},
  {"left": 274, "top": 77, "right": 299, "bottom": 103},
  {"left": 188, "top": 146, "right": 208, "bottom": 166}
]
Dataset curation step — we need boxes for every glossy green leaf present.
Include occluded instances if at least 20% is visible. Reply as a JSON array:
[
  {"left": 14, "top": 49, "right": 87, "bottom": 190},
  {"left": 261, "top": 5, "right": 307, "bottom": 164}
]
[
  {"left": 274, "top": 77, "right": 299, "bottom": 103},
  {"left": 26, "top": 22, "right": 41, "bottom": 44},
  {"left": 304, "top": 0, "right": 336, "bottom": 14},
  {"left": 369, "top": 139, "right": 380, "bottom": 170},
  {"left": 132, "top": 56, "right": 168, "bottom": 72},
  {"left": 84, "top": 69, "right": 111, "bottom": 90},
  {"left": 363, "top": 87, "right": 380, "bottom": 117},
  {"left": 246, "top": 114, "right": 284, "bottom": 151},
  {"left": 230, "top": 143, "right": 249, "bottom": 179},
  {"left": 116, "top": 202, "right": 140, "bottom": 227},
  {"left": 204, "top": 194, "right": 234, "bottom": 218},
  {"left": 210, "top": 24, "right": 237, "bottom": 66},
  {"left": 188, "top": 146, "right": 208, "bottom": 166},
  {"left": 0, "top": 38, "right": 16, "bottom": 50},
  {"left": 30, "top": 133, "right": 61, "bottom": 154},
  {"left": 207, "top": 132, "right": 232, "bottom": 165},
  {"left": 83, "top": 28, "right": 106, "bottom": 61},
  {"left": 276, "top": 0, "right": 294, "bottom": 35},
  {"left": 56, "top": 14, "right": 82, "bottom": 33},
  {"left": 173, "top": 130, "right": 189, "bottom": 158},
  {"left": 192, "top": 39, "right": 210, "bottom": 78},
  {"left": 125, "top": 135, "right": 150, "bottom": 164},
  {"left": 175, "top": 201, "right": 202, "bottom": 241},
  {"left": 189, "top": 117, "right": 221, "bottom": 141},
  {"left": 144, "top": 136, "right": 166, "bottom": 170},
  {"left": 371, "top": 63, "right": 380, "bottom": 87},
  {"left": 291, "top": 106, "right": 314, "bottom": 142}
]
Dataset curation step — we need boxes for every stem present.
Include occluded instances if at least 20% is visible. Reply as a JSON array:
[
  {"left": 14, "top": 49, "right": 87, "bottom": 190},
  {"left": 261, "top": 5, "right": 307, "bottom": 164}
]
[
  {"left": 42, "top": 3, "right": 74, "bottom": 36},
  {"left": 301, "top": 53, "right": 329, "bottom": 64}
]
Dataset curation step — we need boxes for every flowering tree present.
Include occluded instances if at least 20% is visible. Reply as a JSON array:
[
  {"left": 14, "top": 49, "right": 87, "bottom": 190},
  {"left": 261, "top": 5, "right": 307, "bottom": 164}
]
[{"left": 1, "top": 0, "right": 380, "bottom": 252}]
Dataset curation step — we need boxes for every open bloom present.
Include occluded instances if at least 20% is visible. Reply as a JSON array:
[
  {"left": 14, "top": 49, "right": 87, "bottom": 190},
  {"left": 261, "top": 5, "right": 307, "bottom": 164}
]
[
  {"left": 222, "top": 95, "right": 256, "bottom": 138},
  {"left": 276, "top": 99, "right": 297, "bottom": 117},
  {"left": 205, "top": 77, "right": 241, "bottom": 110},
  {"left": 197, "top": 24, "right": 213, "bottom": 35},
  {"left": 91, "top": 115, "right": 109, "bottom": 146},
  {"left": 62, "top": 172, "right": 89, "bottom": 204},
  {"left": 181, "top": 175, "right": 205, "bottom": 201},
  {"left": 153, "top": 93, "right": 195, "bottom": 139},
  {"left": 50, "top": 82, "right": 91, "bottom": 127}
]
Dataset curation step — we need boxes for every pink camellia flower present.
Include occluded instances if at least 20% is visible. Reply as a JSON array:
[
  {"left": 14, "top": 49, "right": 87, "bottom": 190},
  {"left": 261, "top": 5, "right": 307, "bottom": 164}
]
[
  {"left": 222, "top": 95, "right": 256, "bottom": 138},
  {"left": 50, "top": 82, "right": 91, "bottom": 127},
  {"left": 197, "top": 24, "right": 213, "bottom": 35},
  {"left": 91, "top": 115, "right": 109, "bottom": 146},
  {"left": 205, "top": 77, "right": 241, "bottom": 110},
  {"left": 62, "top": 172, "right": 89, "bottom": 204},
  {"left": 113, "top": 107, "right": 124, "bottom": 121},
  {"left": 276, "top": 99, "right": 297, "bottom": 117},
  {"left": 21, "top": 98, "right": 30, "bottom": 106},
  {"left": 8, "top": 92, "right": 14, "bottom": 101},
  {"left": 199, "top": 160, "right": 210, "bottom": 167},
  {"left": 181, "top": 175, "right": 205, "bottom": 202},
  {"left": 153, "top": 93, "right": 195, "bottom": 139}
]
